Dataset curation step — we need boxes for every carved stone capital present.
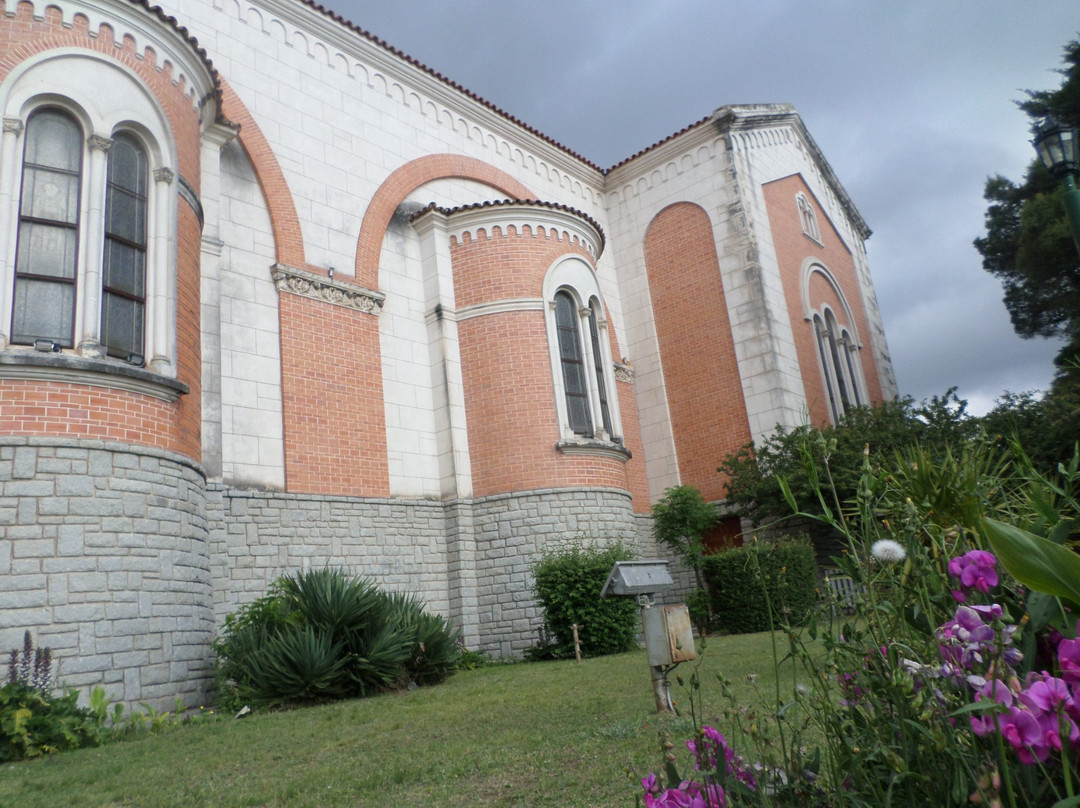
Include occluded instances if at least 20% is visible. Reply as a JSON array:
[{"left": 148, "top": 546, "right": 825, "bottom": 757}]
[
  {"left": 88, "top": 134, "right": 113, "bottom": 152},
  {"left": 153, "top": 167, "right": 175, "bottom": 185},
  {"left": 270, "top": 264, "right": 385, "bottom": 315},
  {"left": 3, "top": 118, "right": 24, "bottom": 137},
  {"left": 614, "top": 362, "right": 635, "bottom": 384}
]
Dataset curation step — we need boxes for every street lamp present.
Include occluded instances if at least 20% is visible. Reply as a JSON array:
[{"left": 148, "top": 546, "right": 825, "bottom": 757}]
[{"left": 1032, "top": 116, "right": 1080, "bottom": 254}]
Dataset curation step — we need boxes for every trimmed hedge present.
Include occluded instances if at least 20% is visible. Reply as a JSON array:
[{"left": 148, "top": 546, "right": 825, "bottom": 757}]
[
  {"left": 702, "top": 539, "right": 817, "bottom": 634},
  {"left": 528, "top": 543, "right": 638, "bottom": 659}
]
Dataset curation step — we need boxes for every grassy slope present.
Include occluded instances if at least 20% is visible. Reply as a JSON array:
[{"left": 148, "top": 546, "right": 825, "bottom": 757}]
[{"left": 0, "top": 632, "right": 791, "bottom": 808}]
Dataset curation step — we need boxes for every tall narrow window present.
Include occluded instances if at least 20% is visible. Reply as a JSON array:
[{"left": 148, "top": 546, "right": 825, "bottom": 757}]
[
  {"left": 797, "top": 193, "right": 821, "bottom": 242},
  {"left": 588, "top": 300, "right": 612, "bottom": 438},
  {"left": 825, "top": 311, "right": 851, "bottom": 411},
  {"left": 11, "top": 110, "right": 83, "bottom": 347},
  {"left": 813, "top": 314, "right": 840, "bottom": 423},
  {"left": 842, "top": 333, "right": 864, "bottom": 408},
  {"left": 101, "top": 133, "right": 148, "bottom": 360},
  {"left": 555, "top": 291, "right": 592, "bottom": 436}
]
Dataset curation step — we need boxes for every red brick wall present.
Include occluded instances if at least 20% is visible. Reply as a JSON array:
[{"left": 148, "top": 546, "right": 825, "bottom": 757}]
[
  {"left": 762, "top": 177, "right": 884, "bottom": 427},
  {"left": 0, "top": 4, "right": 204, "bottom": 461},
  {"left": 450, "top": 226, "right": 645, "bottom": 503},
  {"left": 0, "top": 381, "right": 181, "bottom": 450},
  {"left": 278, "top": 293, "right": 389, "bottom": 496},
  {"left": 643, "top": 203, "right": 752, "bottom": 503},
  {"left": 174, "top": 205, "right": 202, "bottom": 460}
]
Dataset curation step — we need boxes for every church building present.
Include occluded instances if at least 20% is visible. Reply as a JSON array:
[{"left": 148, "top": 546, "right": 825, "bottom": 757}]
[{"left": 0, "top": 0, "right": 896, "bottom": 706}]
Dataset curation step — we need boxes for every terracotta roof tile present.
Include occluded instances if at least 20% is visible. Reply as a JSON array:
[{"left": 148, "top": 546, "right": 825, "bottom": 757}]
[{"left": 411, "top": 198, "right": 605, "bottom": 254}]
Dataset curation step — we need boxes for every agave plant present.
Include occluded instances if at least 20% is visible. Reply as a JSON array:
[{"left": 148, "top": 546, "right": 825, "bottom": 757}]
[{"left": 213, "top": 568, "right": 460, "bottom": 708}]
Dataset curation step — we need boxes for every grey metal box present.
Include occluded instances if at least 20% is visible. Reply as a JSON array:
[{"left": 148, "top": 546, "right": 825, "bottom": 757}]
[{"left": 599, "top": 561, "right": 674, "bottom": 598}]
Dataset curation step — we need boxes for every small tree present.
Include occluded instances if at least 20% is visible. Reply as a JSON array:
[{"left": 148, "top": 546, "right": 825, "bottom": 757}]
[{"left": 651, "top": 485, "right": 718, "bottom": 602}]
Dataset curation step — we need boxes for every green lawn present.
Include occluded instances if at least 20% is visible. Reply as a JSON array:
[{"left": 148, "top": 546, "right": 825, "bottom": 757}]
[{"left": 0, "top": 632, "right": 794, "bottom": 807}]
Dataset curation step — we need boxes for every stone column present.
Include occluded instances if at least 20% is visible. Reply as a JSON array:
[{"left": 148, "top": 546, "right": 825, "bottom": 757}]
[
  {"left": 77, "top": 133, "right": 112, "bottom": 358},
  {"left": 0, "top": 118, "right": 25, "bottom": 348},
  {"left": 147, "top": 167, "right": 174, "bottom": 372}
]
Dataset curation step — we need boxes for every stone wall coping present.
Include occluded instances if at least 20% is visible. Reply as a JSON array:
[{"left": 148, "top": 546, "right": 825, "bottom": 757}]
[
  {"left": 210, "top": 484, "right": 633, "bottom": 507},
  {"left": 0, "top": 351, "right": 189, "bottom": 402}
]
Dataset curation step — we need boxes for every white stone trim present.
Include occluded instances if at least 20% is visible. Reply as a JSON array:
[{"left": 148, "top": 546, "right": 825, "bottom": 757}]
[
  {"left": 555, "top": 437, "right": 631, "bottom": 462},
  {"left": 427, "top": 298, "right": 544, "bottom": 324},
  {"left": 800, "top": 260, "right": 863, "bottom": 349}
]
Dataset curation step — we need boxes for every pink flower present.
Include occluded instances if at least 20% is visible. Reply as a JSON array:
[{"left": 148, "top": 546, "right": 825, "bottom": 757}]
[
  {"left": 1058, "top": 636, "right": 1080, "bottom": 686},
  {"left": 947, "top": 550, "right": 999, "bottom": 597},
  {"left": 1020, "top": 674, "right": 1079, "bottom": 752},
  {"left": 970, "top": 679, "right": 1014, "bottom": 737},
  {"left": 999, "top": 707, "right": 1049, "bottom": 764}
]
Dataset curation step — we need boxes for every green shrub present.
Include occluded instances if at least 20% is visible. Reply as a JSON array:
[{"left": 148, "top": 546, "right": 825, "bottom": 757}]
[
  {"left": 1, "top": 632, "right": 104, "bottom": 762},
  {"left": 702, "top": 539, "right": 816, "bottom": 633},
  {"left": 0, "top": 683, "right": 105, "bottom": 763},
  {"left": 213, "top": 568, "right": 460, "bottom": 708},
  {"left": 528, "top": 543, "right": 638, "bottom": 659}
]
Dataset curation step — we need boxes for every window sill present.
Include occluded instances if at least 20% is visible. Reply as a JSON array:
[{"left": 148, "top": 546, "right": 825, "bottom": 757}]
[
  {"left": 0, "top": 351, "right": 188, "bottom": 402},
  {"left": 556, "top": 437, "right": 632, "bottom": 462}
]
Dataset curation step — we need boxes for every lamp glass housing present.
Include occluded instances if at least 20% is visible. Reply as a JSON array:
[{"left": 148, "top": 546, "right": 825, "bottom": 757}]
[{"left": 1033, "top": 117, "right": 1079, "bottom": 176}]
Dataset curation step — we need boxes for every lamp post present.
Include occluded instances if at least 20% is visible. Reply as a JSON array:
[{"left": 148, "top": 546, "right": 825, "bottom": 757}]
[{"left": 1032, "top": 116, "right": 1080, "bottom": 255}]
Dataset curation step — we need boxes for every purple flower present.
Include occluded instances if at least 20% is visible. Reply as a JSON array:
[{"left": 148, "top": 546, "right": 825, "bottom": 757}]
[
  {"left": 936, "top": 604, "right": 1020, "bottom": 675},
  {"left": 685, "top": 726, "right": 757, "bottom": 792},
  {"left": 642, "top": 773, "right": 659, "bottom": 795},
  {"left": 644, "top": 781, "right": 724, "bottom": 808},
  {"left": 947, "top": 550, "right": 998, "bottom": 600},
  {"left": 970, "top": 679, "right": 1014, "bottom": 737}
]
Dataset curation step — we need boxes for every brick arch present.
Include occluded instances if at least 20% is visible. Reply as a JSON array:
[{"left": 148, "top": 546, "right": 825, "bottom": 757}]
[
  {"left": 219, "top": 79, "right": 305, "bottom": 269},
  {"left": 644, "top": 201, "right": 751, "bottom": 502},
  {"left": 353, "top": 154, "right": 533, "bottom": 288}
]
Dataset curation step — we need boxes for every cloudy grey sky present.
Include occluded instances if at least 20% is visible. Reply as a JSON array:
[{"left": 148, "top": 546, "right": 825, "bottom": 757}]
[{"left": 323, "top": 0, "right": 1077, "bottom": 414}]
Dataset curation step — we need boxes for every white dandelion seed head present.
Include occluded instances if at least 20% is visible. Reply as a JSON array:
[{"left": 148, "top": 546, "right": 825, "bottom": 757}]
[{"left": 871, "top": 539, "right": 906, "bottom": 564}]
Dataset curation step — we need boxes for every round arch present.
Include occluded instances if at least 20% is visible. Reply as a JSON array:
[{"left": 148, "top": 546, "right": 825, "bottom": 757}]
[{"left": 353, "top": 154, "right": 533, "bottom": 288}]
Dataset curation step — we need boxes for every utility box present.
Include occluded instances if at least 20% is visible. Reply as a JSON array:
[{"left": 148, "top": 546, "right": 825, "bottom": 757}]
[
  {"left": 642, "top": 604, "right": 696, "bottom": 666},
  {"left": 599, "top": 561, "right": 674, "bottom": 598}
]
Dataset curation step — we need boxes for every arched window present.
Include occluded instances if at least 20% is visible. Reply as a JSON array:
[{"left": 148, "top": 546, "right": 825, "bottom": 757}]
[
  {"left": 814, "top": 307, "right": 866, "bottom": 423},
  {"left": 0, "top": 52, "right": 180, "bottom": 376},
  {"left": 796, "top": 192, "right": 821, "bottom": 243},
  {"left": 555, "top": 290, "right": 592, "bottom": 436},
  {"left": 543, "top": 257, "right": 623, "bottom": 446},
  {"left": 101, "top": 133, "right": 149, "bottom": 360},
  {"left": 825, "top": 310, "right": 851, "bottom": 411},
  {"left": 11, "top": 109, "right": 83, "bottom": 347}
]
